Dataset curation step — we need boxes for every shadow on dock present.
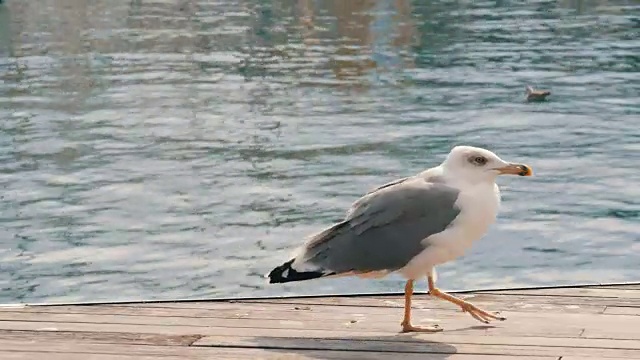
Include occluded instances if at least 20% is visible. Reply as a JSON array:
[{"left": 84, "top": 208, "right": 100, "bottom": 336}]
[{"left": 244, "top": 334, "right": 459, "bottom": 358}]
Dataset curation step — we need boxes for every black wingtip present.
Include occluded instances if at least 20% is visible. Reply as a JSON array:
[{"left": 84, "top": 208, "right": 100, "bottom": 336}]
[{"left": 267, "top": 259, "right": 330, "bottom": 284}]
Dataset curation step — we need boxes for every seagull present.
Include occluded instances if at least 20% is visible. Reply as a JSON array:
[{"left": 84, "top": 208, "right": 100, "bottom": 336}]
[
  {"left": 267, "top": 146, "right": 532, "bottom": 333},
  {"left": 525, "top": 85, "right": 551, "bottom": 102}
]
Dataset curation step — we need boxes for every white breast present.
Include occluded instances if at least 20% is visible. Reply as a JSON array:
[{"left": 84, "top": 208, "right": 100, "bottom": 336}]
[
  {"left": 398, "top": 183, "right": 501, "bottom": 280},
  {"left": 453, "top": 183, "right": 501, "bottom": 244}
]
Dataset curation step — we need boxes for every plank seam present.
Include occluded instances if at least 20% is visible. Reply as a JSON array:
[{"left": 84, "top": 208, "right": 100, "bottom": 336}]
[
  {"left": 194, "top": 340, "right": 640, "bottom": 351},
  {"left": 187, "top": 334, "right": 204, "bottom": 346}
]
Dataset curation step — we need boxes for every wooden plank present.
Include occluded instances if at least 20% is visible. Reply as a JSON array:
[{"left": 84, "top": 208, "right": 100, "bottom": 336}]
[
  {"left": 0, "top": 304, "right": 605, "bottom": 324},
  {"left": 0, "top": 309, "right": 500, "bottom": 327},
  {"left": 583, "top": 327, "right": 640, "bottom": 341},
  {"left": 0, "top": 339, "right": 217, "bottom": 358},
  {"left": 0, "top": 309, "right": 454, "bottom": 329},
  {"left": 0, "top": 309, "right": 598, "bottom": 338},
  {"left": 0, "top": 302, "right": 540, "bottom": 319},
  {"left": 562, "top": 357, "right": 634, "bottom": 360},
  {"left": 593, "top": 284, "right": 640, "bottom": 290},
  {"left": 235, "top": 293, "right": 640, "bottom": 308},
  {"left": 105, "top": 296, "right": 609, "bottom": 314},
  {"left": 6, "top": 298, "right": 607, "bottom": 317},
  {"left": 0, "top": 318, "right": 584, "bottom": 339},
  {"left": 0, "top": 339, "right": 253, "bottom": 359},
  {"left": 151, "top": 299, "right": 607, "bottom": 314},
  {"left": 0, "top": 305, "right": 468, "bottom": 327},
  {"left": 604, "top": 306, "right": 640, "bottom": 316},
  {"left": 194, "top": 335, "right": 640, "bottom": 358},
  {"left": 0, "top": 352, "right": 188, "bottom": 360},
  {"left": 0, "top": 329, "right": 200, "bottom": 346},
  {"left": 482, "top": 288, "right": 640, "bottom": 299}
]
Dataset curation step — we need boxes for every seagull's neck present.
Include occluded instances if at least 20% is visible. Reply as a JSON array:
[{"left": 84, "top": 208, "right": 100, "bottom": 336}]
[
  {"left": 451, "top": 179, "right": 502, "bottom": 247},
  {"left": 428, "top": 166, "right": 497, "bottom": 191}
]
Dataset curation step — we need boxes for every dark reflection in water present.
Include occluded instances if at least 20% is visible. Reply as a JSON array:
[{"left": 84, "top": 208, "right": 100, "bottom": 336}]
[{"left": 0, "top": 0, "right": 638, "bottom": 303}]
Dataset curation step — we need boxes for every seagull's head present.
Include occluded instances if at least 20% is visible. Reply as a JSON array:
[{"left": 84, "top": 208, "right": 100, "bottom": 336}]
[{"left": 442, "top": 146, "right": 533, "bottom": 184}]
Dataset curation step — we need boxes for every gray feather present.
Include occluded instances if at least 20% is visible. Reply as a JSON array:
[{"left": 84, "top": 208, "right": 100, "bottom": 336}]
[{"left": 300, "top": 177, "right": 461, "bottom": 274}]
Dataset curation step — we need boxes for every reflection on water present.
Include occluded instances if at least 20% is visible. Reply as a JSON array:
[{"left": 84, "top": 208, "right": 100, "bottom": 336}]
[{"left": 0, "top": 0, "right": 638, "bottom": 303}]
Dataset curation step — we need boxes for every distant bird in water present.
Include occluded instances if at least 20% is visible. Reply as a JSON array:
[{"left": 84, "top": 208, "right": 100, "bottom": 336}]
[{"left": 525, "top": 85, "right": 551, "bottom": 102}]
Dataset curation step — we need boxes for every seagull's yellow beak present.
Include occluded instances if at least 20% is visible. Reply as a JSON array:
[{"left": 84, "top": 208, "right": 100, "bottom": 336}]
[{"left": 495, "top": 163, "right": 533, "bottom": 177}]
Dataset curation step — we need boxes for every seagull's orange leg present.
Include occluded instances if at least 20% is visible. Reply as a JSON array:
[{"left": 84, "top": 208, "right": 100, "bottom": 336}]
[
  {"left": 400, "top": 279, "right": 442, "bottom": 333},
  {"left": 427, "top": 275, "right": 506, "bottom": 324}
]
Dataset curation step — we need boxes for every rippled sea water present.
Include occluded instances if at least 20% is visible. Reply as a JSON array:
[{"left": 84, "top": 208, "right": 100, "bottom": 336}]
[{"left": 0, "top": 0, "right": 638, "bottom": 304}]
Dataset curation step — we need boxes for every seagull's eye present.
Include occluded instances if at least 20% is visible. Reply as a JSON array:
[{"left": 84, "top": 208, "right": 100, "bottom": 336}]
[{"left": 471, "top": 156, "right": 487, "bottom": 166}]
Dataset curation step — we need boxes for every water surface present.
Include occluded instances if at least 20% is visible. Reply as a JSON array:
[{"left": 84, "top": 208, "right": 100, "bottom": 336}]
[{"left": 0, "top": 0, "right": 639, "bottom": 303}]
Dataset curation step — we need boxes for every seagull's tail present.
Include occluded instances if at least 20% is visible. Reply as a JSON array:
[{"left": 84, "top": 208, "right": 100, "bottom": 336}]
[{"left": 266, "top": 258, "right": 333, "bottom": 284}]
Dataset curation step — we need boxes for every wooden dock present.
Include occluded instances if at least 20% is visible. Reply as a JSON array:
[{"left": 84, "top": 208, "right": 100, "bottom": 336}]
[{"left": 1, "top": 283, "right": 640, "bottom": 359}]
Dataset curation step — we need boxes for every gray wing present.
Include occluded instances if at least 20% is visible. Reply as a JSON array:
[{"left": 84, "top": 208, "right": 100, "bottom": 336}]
[
  {"left": 345, "top": 177, "right": 410, "bottom": 218},
  {"left": 298, "top": 177, "right": 461, "bottom": 274}
]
